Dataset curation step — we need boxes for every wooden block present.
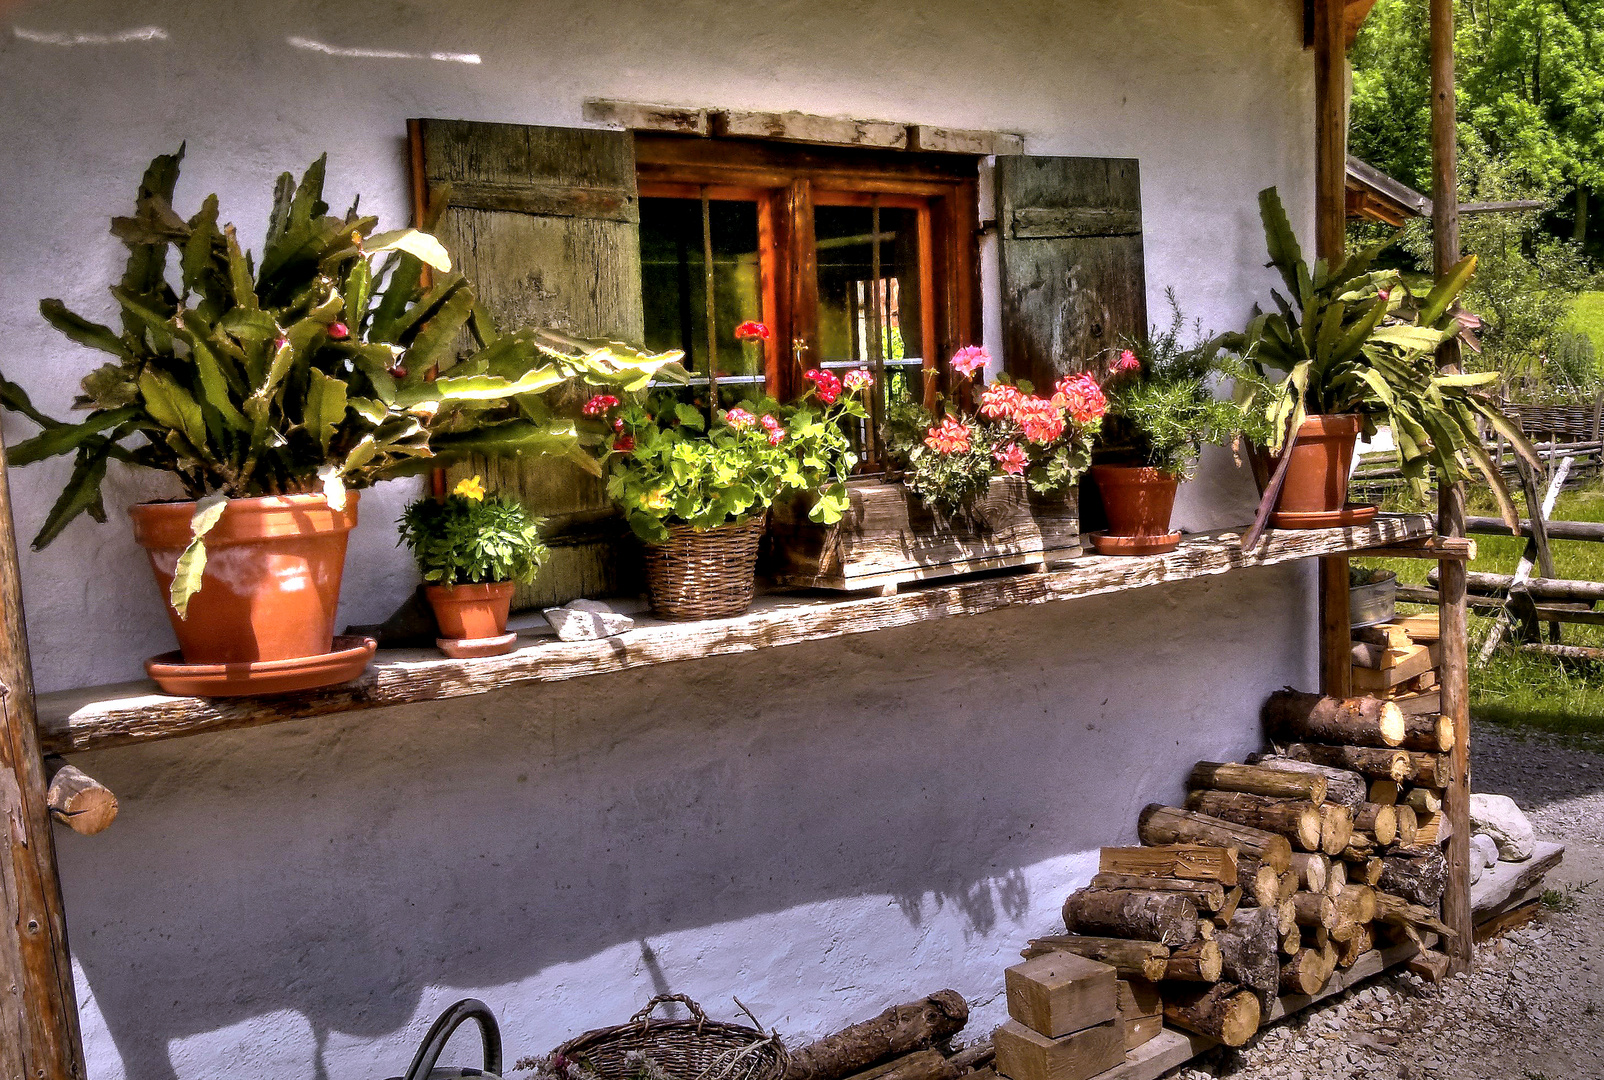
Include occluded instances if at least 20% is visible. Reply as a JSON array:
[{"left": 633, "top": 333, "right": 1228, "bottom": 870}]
[
  {"left": 1116, "top": 977, "right": 1163, "bottom": 1019},
  {"left": 1395, "top": 613, "right": 1440, "bottom": 642},
  {"left": 1393, "top": 690, "right": 1441, "bottom": 716},
  {"left": 582, "top": 99, "right": 709, "bottom": 135},
  {"left": 993, "top": 1019, "right": 1124, "bottom": 1080},
  {"left": 1098, "top": 844, "right": 1238, "bottom": 885},
  {"left": 1120, "top": 1012, "right": 1163, "bottom": 1051},
  {"left": 1350, "top": 643, "right": 1420, "bottom": 670},
  {"left": 1351, "top": 643, "right": 1436, "bottom": 690},
  {"left": 1353, "top": 623, "right": 1412, "bottom": 649},
  {"left": 1406, "top": 947, "right": 1451, "bottom": 981},
  {"left": 1412, "top": 669, "right": 1439, "bottom": 691},
  {"left": 1005, "top": 953, "right": 1118, "bottom": 1037}
]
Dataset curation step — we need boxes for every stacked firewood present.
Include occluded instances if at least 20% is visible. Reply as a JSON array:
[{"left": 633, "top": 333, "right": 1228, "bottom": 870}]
[
  {"left": 783, "top": 992, "right": 996, "bottom": 1080},
  {"left": 1352, "top": 614, "right": 1442, "bottom": 715},
  {"left": 1017, "top": 691, "right": 1455, "bottom": 1051}
]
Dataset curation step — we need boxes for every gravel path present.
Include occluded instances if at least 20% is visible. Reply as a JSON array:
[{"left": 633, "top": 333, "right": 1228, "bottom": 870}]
[{"left": 1170, "top": 726, "right": 1604, "bottom": 1080}]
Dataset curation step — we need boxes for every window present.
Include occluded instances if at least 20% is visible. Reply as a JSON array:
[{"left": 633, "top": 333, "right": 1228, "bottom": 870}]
[{"left": 635, "top": 135, "right": 980, "bottom": 470}]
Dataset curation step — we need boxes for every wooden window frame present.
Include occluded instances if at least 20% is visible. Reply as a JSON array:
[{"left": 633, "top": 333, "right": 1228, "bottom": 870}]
[{"left": 634, "top": 135, "right": 981, "bottom": 407}]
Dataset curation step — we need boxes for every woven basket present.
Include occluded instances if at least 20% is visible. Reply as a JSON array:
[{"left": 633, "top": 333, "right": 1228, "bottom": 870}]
[
  {"left": 643, "top": 518, "right": 766, "bottom": 621},
  {"left": 555, "top": 995, "right": 787, "bottom": 1080}
]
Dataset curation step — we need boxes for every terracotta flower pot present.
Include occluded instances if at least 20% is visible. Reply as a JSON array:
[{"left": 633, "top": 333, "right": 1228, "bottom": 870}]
[
  {"left": 1089, "top": 465, "right": 1182, "bottom": 555},
  {"left": 1276, "top": 413, "right": 1364, "bottom": 516},
  {"left": 425, "top": 581, "right": 516, "bottom": 640},
  {"left": 129, "top": 492, "right": 359, "bottom": 666}
]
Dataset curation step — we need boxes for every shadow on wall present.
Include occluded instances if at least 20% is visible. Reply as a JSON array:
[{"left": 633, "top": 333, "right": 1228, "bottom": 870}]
[{"left": 58, "top": 566, "right": 1312, "bottom": 1080}]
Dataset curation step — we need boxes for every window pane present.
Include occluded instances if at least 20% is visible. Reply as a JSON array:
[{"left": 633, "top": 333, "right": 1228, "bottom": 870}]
[{"left": 639, "top": 197, "right": 764, "bottom": 401}]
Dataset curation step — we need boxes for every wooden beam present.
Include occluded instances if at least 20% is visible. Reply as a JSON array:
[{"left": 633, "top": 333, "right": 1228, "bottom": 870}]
[
  {"left": 1430, "top": 0, "right": 1473, "bottom": 977},
  {"left": 0, "top": 431, "right": 87, "bottom": 1079},
  {"left": 1360, "top": 536, "right": 1476, "bottom": 560}
]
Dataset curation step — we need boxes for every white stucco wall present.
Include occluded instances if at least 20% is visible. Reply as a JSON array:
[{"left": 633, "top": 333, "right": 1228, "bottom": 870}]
[{"left": 1, "top": 1, "right": 1321, "bottom": 1077}]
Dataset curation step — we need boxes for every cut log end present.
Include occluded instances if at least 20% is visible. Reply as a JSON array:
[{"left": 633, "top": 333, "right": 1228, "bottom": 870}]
[
  {"left": 45, "top": 758, "right": 118, "bottom": 836},
  {"left": 1163, "top": 984, "right": 1261, "bottom": 1047}
]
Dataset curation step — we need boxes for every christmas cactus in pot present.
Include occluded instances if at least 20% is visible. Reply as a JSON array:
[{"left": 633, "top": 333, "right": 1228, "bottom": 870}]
[
  {"left": 1221, "top": 187, "right": 1537, "bottom": 531},
  {"left": 0, "top": 148, "right": 681, "bottom": 694},
  {"left": 1090, "top": 295, "right": 1246, "bottom": 556}
]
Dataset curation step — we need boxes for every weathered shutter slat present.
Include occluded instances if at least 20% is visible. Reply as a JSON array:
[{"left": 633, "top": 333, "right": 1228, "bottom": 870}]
[
  {"left": 997, "top": 157, "right": 1147, "bottom": 392},
  {"left": 413, "top": 118, "right": 645, "bottom": 610}
]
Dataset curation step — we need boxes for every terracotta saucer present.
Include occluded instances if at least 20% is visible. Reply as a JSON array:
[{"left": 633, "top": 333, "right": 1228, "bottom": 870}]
[
  {"left": 435, "top": 631, "right": 519, "bottom": 659},
  {"left": 144, "top": 636, "right": 377, "bottom": 697},
  {"left": 1090, "top": 531, "right": 1183, "bottom": 556},
  {"left": 1269, "top": 503, "right": 1379, "bottom": 529}
]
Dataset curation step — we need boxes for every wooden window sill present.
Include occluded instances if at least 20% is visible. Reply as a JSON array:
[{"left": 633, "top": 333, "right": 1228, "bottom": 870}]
[{"left": 36, "top": 514, "right": 1434, "bottom": 756}]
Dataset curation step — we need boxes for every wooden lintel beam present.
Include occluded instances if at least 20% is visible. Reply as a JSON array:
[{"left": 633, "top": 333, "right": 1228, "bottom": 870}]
[{"left": 1361, "top": 536, "right": 1476, "bottom": 560}]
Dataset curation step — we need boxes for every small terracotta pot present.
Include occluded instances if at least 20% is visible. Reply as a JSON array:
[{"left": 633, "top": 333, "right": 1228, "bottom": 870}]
[
  {"left": 1276, "top": 413, "right": 1363, "bottom": 515},
  {"left": 425, "top": 581, "right": 516, "bottom": 640},
  {"left": 1090, "top": 465, "right": 1180, "bottom": 537},
  {"left": 130, "top": 493, "right": 359, "bottom": 666}
]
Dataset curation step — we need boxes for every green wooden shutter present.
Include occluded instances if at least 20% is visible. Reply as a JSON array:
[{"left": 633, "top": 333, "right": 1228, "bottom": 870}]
[
  {"left": 412, "top": 118, "right": 644, "bottom": 610},
  {"left": 996, "top": 156, "right": 1147, "bottom": 391}
]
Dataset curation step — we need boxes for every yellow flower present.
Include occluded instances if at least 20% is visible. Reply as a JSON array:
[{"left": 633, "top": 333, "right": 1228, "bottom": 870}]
[
  {"left": 454, "top": 475, "right": 486, "bottom": 502},
  {"left": 644, "top": 488, "right": 671, "bottom": 512}
]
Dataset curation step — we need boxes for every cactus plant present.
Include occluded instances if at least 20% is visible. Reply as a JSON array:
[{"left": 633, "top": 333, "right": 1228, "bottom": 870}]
[{"left": 0, "top": 148, "right": 683, "bottom": 612}]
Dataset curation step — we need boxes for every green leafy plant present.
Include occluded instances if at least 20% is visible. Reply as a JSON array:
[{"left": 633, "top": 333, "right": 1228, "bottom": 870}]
[
  {"left": 1101, "top": 292, "right": 1247, "bottom": 479},
  {"left": 398, "top": 475, "right": 548, "bottom": 585},
  {"left": 884, "top": 349, "right": 1103, "bottom": 512},
  {"left": 1220, "top": 186, "right": 1539, "bottom": 526},
  {"left": 603, "top": 367, "right": 868, "bottom": 544},
  {"left": 0, "top": 147, "right": 682, "bottom": 613}
]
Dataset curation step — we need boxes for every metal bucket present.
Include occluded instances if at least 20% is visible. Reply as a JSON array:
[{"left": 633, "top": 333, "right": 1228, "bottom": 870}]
[{"left": 1350, "top": 570, "right": 1398, "bottom": 628}]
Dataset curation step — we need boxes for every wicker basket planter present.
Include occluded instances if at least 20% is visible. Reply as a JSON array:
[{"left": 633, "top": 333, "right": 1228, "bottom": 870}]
[
  {"left": 767, "top": 475, "right": 1081, "bottom": 594},
  {"left": 554, "top": 994, "right": 787, "bottom": 1080},
  {"left": 643, "top": 518, "right": 767, "bottom": 620}
]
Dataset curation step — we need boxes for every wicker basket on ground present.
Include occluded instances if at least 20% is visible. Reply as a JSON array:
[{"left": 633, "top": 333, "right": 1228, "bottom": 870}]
[
  {"left": 643, "top": 518, "right": 766, "bottom": 621},
  {"left": 553, "top": 995, "right": 787, "bottom": 1080}
]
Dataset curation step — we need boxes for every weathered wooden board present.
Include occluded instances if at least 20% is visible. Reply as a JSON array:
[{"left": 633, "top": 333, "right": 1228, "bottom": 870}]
[
  {"left": 35, "top": 515, "right": 1433, "bottom": 755},
  {"left": 768, "top": 476, "right": 1079, "bottom": 591},
  {"left": 710, "top": 109, "right": 908, "bottom": 149},
  {"left": 1470, "top": 841, "right": 1564, "bottom": 917},
  {"left": 996, "top": 156, "right": 1146, "bottom": 392},
  {"left": 412, "top": 118, "right": 644, "bottom": 611}
]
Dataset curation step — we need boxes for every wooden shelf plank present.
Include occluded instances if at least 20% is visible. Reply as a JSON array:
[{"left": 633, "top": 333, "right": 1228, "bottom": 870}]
[
  {"left": 35, "top": 514, "right": 1433, "bottom": 755},
  {"left": 1471, "top": 841, "right": 1564, "bottom": 918}
]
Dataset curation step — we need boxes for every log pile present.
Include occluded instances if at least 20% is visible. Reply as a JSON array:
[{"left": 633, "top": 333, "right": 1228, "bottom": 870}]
[
  {"left": 1015, "top": 688, "right": 1457, "bottom": 1057},
  {"left": 1351, "top": 614, "right": 1444, "bottom": 715}
]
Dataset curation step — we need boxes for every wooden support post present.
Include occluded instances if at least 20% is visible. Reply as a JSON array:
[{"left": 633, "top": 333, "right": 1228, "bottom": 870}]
[
  {"left": 0, "top": 431, "right": 87, "bottom": 1079},
  {"left": 1313, "top": 0, "right": 1352, "bottom": 699},
  {"left": 1430, "top": 0, "right": 1474, "bottom": 976}
]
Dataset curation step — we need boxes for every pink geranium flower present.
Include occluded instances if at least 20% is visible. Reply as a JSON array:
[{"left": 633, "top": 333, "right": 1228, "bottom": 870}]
[
  {"left": 804, "top": 368, "right": 842, "bottom": 404},
  {"left": 726, "top": 407, "right": 757, "bottom": 429},
  {"left": 842, "top": 368, "right": 873, "bottom": 392},
  {"left": 1014, "top": 395, "right": 1067, "bottom": 444},
  {"left": 1053, "top": 373, "right": 1108, "bottom": 427},
  {"left": 924, "top": 416, "right": 972, "bottom": 455},
  {"left": 583, "top": 394, "right": 621, "bottom": 417},
  {"left": 992, "top": 442, "right": 1028, "bottom": 475},
  {"left": 759, "top": 413, "right": 786, "bottom": 444},
  {"left": 1115, "top": 349, "right": 1140, "bottom": 372},
  {"left": 950, "top": 345, "right": 990, "bottom": 378},
  {"left": 979, "top": 383, "right": 1024, "bottom": 421}
]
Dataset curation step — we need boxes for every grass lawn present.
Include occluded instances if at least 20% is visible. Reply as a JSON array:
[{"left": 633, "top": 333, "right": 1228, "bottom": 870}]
[
  {"left": 1569, "top": 291, "right": 1604, "bottom": 352},
  {"left": 1354, "top": 480, "right": 1604, "bottom": 738}
]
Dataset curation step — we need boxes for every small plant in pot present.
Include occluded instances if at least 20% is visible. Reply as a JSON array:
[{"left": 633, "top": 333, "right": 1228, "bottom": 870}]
[
  {"left": 0, "top": 149, "right": 681, "bottom": 694},
  {"left": 1091, "top": 295, "right": 1246, "bottom": 555},
  {"left": 1219, "top": 187, "right": 1538, "bottom": 530},
  {"left": 604, "top": 356, "right": 869, "bottom": 620},
  {"left": 399, "top": 475, "right": 548, "bottom": 657}
]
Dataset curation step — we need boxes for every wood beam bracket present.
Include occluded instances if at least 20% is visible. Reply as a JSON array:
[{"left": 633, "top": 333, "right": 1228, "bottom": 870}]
[{"left": 1361, "top": 536, "right": 1476, "bottom": 560}]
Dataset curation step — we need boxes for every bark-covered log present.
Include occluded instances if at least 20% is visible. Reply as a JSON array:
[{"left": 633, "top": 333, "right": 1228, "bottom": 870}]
[
  {"left": 1062, "top": 889, "right": 1199, "bottom": 946},
  {"left": 1234, "top": 857, "right": 1282, "bottom": 907},
  {"left": 1187, "top": 761, "right": 1326, "bottom": 803},
  {"left": 1354, "top": 803, "right": 1398, "bottom": 847},
  {"left": 1216, "top": 907, "right": 1280, "bottom": 1010},
  {"left": 1373, "top": 892, "right": 1454, "bottom": 937},
  {"left": 1162, "top": 983, "right": 1261, "bottom": 1047},
  {"left": 1248, "top": 755, "right": 1367, "bottom": 810},
  {"left": 840, "top": 1050, "right": 957, "bottom": 1080},
  {"left": 1404, "top": 787, "right": 1443, "bottom": 814},
  {"left": 1284, "top": 743, "right": 1412, "bottom": 782},
  {"left": 1098, "top": 844, "right": 1239, "bottom": 885},
  {"left": 1319, "top": 803, "right": 1354, "bottom": 856},
  {"left": 784, "top": 992, "right": 970, "bottom": 1080},
  {"left": 1400, "top": 713, "right": 1455, "bottom": 753},
  {"left": 1087, "top": 874, "right": 1226, "bottom": 912},
  {"left": 1379, "top": 848, "right": 1449, "bottom": 907},
  {"left": 1292, "top": 891, "right": 1337, "bottom": 928},
  {"left": 1184, "top": 790, "right": 1322, "bottom": 851},
  {"left": 1163, "top": 939, "right": 1224, "bottom": 982},
  {"left": 1138, "top": 805, "right": 1293, "bottom": 873},
  {"left": 1215, "top": 886, "right": 1244, "bottom": 924},
  {"left": 1405, "top": 752, "right": 1456, "bottom": 788},
  {"left": 1279, "top": 948, "right": 1334, "bottom": 996},
  {"left": 1335, "top": 924, "right": 1373, "bottom": 969},
  {"left": 1019, "top": 936, "right": 1168, "bottom": 981},
  {"left": 1290, "top": 852, "right": 1329, "bottom": 895},
  {"left": 1347, "top": 856, "right": 1384, "bottom": 886},
  {"left": 43, "top": 757, "right": 118, "bottom": 836},
  {"left": 944, "top": 1040, "right": 993, "bottom": 1073},
  {"left": 1262, "top": 691, "right": 1407, "bottom": 747}
]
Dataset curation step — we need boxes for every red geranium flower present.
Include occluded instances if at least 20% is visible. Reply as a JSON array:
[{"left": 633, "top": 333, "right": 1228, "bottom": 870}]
[
  {"left": 1053, "top": 374, "right": 1107, "bottom": 427},
  {"left": 328, "top": 322, "right": 350, "bottom": 341},
  {"left": 992, "top": 442, "right": 1028, "bottom": 475},
  {"left": 613, "top": 434, "right": 635, "bottom": 453},
  {"left": 924, "top": 417, "right": 972, "bottom": 455},
  {"left": 734, "top": 320, "right": 771, "bottom": 342},
  {"left": 804, "top": 368, "right": 842, "bottom": 404},
  {"left": 583, "top": 394, "right": 621, "bottom": 416},
  {"left": 1115, "top": 349, "right": 1140, "bottom": 372},
  {"left": 1014, "top": 395, "right": 1067, "bottom": 444}
]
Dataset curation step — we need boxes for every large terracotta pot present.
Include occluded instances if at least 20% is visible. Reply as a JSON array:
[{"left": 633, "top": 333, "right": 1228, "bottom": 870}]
[
  {"left": 1090, "top": 465, "right": 1180, "bottom": 537},
  {"left": 425, "top": 581, "right": 515, "bottom": 640},
  {"left": 129, "top": 492, "right": 359, "bottom": 665},
  {"left": 1276, "top": 413, "right": 1363, "bottom": 515}
]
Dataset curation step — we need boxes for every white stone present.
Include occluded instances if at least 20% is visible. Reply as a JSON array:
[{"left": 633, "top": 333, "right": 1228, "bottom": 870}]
[
  {"left": 1470, "top": 793, "right": 1536, "bottom": 861},
  {"left": 1470, "top": 832, "right": 1500, "bottom": 869},
  {"left": 542, "top": 603, "right": 634, "bottom": 641}
]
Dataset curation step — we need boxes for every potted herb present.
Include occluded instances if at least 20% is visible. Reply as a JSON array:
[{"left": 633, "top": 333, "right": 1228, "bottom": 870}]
[
  {"left": 0, "top": 149, "right": 679, "bottom": 693},
  {"left": 1090, "top": 296, "right": 1246, "bottom": 555},
  {"left": 399, "top": 475, "right": 548, "bottom": 656},
  {"left": 1221, "top": 187, "right": 1537, "bottom": 529},
  {"left": 604, "top": 357, "right": 869, "bottom": 620}
]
